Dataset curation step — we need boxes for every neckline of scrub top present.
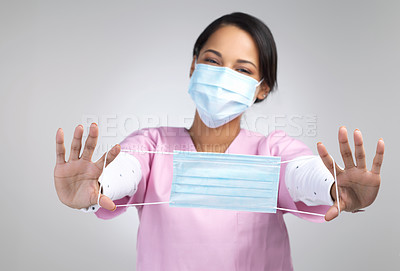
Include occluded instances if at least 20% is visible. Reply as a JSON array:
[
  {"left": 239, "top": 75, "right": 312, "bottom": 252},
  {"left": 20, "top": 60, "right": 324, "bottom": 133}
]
[{"left": 183, "top": 127, "right": 244, "bottom": 154}]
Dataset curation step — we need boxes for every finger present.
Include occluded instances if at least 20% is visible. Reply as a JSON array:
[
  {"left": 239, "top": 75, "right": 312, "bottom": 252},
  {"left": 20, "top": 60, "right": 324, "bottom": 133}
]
[
  {"left": 68, "top": 125, "right": 84, "bottom": 161},
  {"left": 56, "top": 128, "right": 66, "bottom": 164},
  {"left": 94, "top": 144, "right": 121, "bottom": 170},
  {"left": 317, "top": 142, "right": 342, "bottom": 182},
  {"left": 324, "top": 200, "right": 345, "bottom": 221},
  {"left": 317, "top": 142, "right": 335, "bottom": 173},
  {"left": 81, "top": 123, "right": 99, "bottom": 161},
  {"left": 338, "top": 126, "right": 355, "bottom": 169},
  {"left": 371, "top": 138, "right": 385, "bottom": 174},
  {"left": 90, "top": 192, "right": 116, "bottom": 211},
  {"left": 353, "top": 129, "right": 366, "bottom": 169},
  {"left": 324, "top": 205, "right": 339, "bottom": 221},
  {"left": 99, "top": 195, "right": 117, "bottom": 211}
]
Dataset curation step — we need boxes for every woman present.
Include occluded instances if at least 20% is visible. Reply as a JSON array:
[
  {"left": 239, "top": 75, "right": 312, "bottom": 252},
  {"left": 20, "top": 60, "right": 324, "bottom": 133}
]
[{"left": 54, "top": 12, "right": 384, "bottom": 270}]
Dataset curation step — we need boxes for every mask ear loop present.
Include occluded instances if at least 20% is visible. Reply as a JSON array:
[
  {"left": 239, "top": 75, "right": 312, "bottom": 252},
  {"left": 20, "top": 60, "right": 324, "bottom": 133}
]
[
  {"left": 331, "top": 155, "right": 340, "bottom": 214},
  {"left": 96, "top": 150, "right": 109, "bottom": 207},
  {"left": 252, "top": 78, "right": 265, "bottom": 103},
  {"left": 256, "top": 78, "right": 264, "bottom": 87}
]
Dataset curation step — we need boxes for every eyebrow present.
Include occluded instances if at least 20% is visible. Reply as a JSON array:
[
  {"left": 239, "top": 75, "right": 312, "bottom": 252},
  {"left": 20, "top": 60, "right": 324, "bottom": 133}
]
[
  {"left": 237, "top": 59, "right": 257, "bottom": 69},
  {"left": 203, "top": 49, "right": 222, "bottom": 57},
  {"left": 203, "top": 49, "right": 257, "bottom": 69}
]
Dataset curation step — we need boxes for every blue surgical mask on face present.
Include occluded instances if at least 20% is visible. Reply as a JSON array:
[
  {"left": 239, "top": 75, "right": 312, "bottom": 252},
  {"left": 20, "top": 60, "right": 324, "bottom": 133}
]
[
  {"left": 188, "top": 63, "right": 263, "bottom": 128},
  {"left": 170, "top": 150, "right": 280, "bottom": 213}
]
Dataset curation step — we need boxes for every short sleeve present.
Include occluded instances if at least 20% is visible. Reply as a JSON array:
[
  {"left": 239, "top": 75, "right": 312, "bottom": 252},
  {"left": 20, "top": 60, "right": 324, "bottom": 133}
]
[
  {"left": 95, "top": 128, "right": 156, "bottom": 220},
  {"left": 264, "top": 130, "right": 330, "bottom": 223}
]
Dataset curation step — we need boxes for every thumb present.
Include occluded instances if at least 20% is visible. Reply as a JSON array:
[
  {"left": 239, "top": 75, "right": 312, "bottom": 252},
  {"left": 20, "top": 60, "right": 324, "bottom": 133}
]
[
  {"left": 325, "top": 205, "right": 339, "bottom": 221},
  {"left": 89, "top": 190, "right": 117, "bottom": 212},
  {"left": 99, "top": 194, "right": 117, "bottom": 211},
  {"left": 325, "top": 200, "right": 345, "bottom": 222}
]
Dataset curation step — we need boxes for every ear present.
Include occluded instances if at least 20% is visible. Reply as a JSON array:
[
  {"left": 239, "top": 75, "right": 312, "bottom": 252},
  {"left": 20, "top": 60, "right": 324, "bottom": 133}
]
[
  {"left": 256, "top": 82, "right": 271, "bottom": 100},
  {"left": 189, "top": 56, "right": 196, "bottom": 77}
]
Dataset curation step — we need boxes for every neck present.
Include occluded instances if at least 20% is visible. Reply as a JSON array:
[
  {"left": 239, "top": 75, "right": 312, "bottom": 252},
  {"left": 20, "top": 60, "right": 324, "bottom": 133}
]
[{"left": 188, "top": 111, "right": 241, "bottom": 153}]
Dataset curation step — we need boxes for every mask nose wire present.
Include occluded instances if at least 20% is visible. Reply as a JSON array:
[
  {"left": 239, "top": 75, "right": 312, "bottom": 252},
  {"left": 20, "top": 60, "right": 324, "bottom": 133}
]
[{"left": 193, "top": 60, "right": 263, "bottom": 86}]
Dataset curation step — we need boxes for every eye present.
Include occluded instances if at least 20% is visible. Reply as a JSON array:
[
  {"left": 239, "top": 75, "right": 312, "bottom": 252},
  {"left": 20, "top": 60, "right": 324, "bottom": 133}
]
[
  {"left": 237, "top": 68, "right": 251, "bottom": 75},
  {"left": 205, "top": 58, "right": 220, "bottom": 65}
]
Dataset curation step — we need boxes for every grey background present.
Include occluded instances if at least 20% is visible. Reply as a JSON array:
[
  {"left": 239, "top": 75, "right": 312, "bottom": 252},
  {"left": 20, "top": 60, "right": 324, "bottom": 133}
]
[{"left": 1, "top": 0, "right": 399, "bottom": 270}]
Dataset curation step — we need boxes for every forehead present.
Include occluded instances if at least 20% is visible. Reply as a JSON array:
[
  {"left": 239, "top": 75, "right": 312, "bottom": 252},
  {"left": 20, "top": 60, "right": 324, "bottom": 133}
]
[{"left": 201, "top": 25, "right": 259, "bottom": 65}]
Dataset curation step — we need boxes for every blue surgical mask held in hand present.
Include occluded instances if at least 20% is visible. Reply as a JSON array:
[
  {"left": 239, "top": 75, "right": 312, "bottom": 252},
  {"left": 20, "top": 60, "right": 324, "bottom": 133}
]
[
  {"left": 188, "top": 63, "right": 263, "bottom": 128},
  {"left": 90, "top": 148, "right": 335, "bottom": 217},
  {"left": 170, "top": 150, "right": 280, "bottom": 213}
]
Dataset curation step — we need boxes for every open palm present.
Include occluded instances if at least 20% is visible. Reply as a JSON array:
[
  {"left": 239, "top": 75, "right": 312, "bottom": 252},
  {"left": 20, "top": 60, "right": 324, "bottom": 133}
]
[
  {"left": 54, "top": 123, "right": 120, "bottom": 211},
  {"left": 317, "top": 127, "right": 384, "bottom": 221}
]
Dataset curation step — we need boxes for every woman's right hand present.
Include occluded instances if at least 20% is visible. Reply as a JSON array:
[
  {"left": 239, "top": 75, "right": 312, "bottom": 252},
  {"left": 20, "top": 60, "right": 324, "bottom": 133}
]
[{"left": 54, "top": 123, "right": 120, "bottom": 211}]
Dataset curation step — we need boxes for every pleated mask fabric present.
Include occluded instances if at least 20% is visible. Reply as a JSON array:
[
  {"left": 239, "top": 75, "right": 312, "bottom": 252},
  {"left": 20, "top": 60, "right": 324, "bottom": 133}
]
[{"left": 169, "top": 150, "right": 281, "bottom": 213}]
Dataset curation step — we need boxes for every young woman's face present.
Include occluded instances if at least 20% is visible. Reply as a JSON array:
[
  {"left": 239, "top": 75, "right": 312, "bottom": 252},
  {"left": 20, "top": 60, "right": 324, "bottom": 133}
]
[{"left": 190, "top": 25, "right": 269, "bottom": 100}]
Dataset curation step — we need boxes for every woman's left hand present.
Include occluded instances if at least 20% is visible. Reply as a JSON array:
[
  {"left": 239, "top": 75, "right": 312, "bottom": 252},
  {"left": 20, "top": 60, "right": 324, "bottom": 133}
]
[{"left": 317, "top": 126, "right": 385, "bottom": 221}]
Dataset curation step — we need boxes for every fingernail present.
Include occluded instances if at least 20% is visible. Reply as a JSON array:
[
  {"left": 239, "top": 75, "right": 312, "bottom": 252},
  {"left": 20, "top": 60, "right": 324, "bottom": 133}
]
[
  {"left": 340, "top": 126, "right": 346, "bottom": 129},
  {"left": 317, "top": 142, "right": 322, "bottom": 145},
  {"left": 379, "top": 138, "right": 384, "bottom": 141},
  {"left": 355, "top": 128, "right": 360, "bottom": 132},
  {"left": 112, "top": 205, "right": 117, "bottom": 212}
]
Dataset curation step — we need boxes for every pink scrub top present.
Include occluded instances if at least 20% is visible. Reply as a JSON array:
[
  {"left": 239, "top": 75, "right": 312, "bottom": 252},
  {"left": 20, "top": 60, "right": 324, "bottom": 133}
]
[{"left": 95, "top": 127, "right": 330, "bottom": 271}]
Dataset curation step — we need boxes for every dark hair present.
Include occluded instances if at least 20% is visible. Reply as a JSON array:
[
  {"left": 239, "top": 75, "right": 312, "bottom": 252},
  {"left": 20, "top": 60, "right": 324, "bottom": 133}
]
[{"left": 193, "top": 12, "right": 277, "bottom": 103}]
